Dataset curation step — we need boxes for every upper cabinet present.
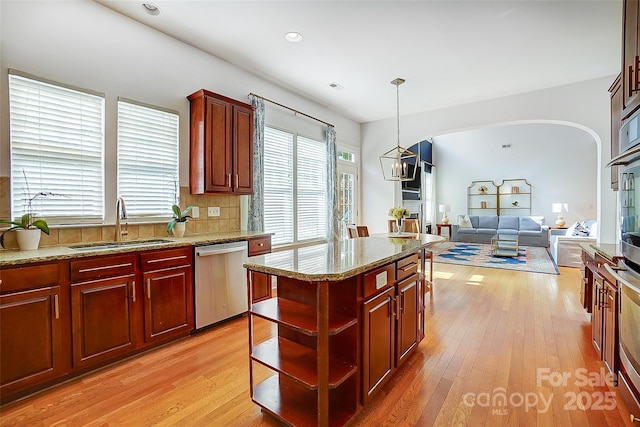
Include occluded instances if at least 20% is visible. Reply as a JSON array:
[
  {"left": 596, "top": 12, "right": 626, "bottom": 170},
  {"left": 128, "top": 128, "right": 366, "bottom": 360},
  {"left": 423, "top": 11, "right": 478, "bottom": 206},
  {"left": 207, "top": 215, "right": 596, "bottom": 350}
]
[
  {"left": 188, "top": 89, "right": 254, "bottom": 195},
  {"left": 623, "top": 0, "right": 640, "bottom": 119}
]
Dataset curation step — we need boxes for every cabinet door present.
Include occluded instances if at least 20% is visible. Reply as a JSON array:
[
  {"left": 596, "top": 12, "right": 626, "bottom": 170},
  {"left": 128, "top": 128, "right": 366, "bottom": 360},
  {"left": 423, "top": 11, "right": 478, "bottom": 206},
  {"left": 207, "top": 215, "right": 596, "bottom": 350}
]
[
  {"left": 362, "top": 287, "right": 395, "bottom": 402},
  {"left": 250, "top": 271, "right": 272, "bottom": 303},
  {"left": 205, "top": 96, "right": 233, "bottom": 193},
  {"left": 591, "top": 276, "right": 604, "bottom": 356},
  {"left": 611, "top": 74, "right": 622, "bottom": 191},
  {"left": 232, "top": 104, "right": 254, "bottom": 194},
  {"left": 143, "top": 267, "right": 193, "bottom": 344},
  {"left": 0, "top": 286, "right": 64, "bottom": 399},
  {"left": 396, "top": 276, "right": 419, "bottom": 367},
  {"left": 71, "top": 276, "right": 137, "bottom": 369},
  {"left": 623, "top": 0, "right": 640, "bottom": 116},
  {"left": 602, "top": 284, "right": 618, "bottom": 381}
]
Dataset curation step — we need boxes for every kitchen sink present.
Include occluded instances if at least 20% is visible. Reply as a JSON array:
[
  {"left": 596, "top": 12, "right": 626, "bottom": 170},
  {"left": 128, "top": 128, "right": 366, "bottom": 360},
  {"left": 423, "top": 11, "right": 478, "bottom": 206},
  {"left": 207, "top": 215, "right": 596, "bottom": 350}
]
[{"left": 69, "top": 239, "right": 172, "bottom": 251}]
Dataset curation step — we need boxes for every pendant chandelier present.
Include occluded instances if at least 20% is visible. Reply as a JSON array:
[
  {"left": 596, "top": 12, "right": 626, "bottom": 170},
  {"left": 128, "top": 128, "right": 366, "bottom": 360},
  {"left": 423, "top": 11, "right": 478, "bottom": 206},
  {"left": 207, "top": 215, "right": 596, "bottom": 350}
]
[{"left": 379, "top": 78, "right": 418, "bottom": 182}]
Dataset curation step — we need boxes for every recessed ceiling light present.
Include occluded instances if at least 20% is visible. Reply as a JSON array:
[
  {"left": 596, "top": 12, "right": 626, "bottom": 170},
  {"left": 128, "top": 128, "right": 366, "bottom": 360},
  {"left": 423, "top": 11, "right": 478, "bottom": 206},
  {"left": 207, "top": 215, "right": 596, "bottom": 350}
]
[
  {"left": 284, "top": 32, "right": 303, "bottom": 42},
  {"left": 329, "top": 82, "right": 345, "bottom": 91},
  {"left": 142, "top": 3, "right": 160, "bottom": 16}
]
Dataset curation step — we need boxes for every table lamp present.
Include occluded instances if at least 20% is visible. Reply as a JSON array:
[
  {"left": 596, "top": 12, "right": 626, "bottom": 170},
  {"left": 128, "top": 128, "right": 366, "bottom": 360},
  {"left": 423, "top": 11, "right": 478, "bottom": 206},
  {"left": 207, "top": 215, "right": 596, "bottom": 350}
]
[
  {"left": 552, "top": 203, "right": 568, "bottom": 227},
  {"left": 439, "top": 204, "right": 450, "bottom": 224}
]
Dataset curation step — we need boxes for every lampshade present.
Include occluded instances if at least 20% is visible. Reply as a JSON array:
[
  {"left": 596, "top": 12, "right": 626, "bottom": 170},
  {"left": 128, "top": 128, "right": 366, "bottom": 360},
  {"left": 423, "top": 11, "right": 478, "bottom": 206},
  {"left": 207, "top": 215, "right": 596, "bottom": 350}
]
[
  {"left": 379, "top": 78, "right": 418, "bottom": 182},
  {"left": 438, "top": 204, "right": 450, "bottom": 224},
  {"left": 439, "top": 204, "right": 450, "bottom": 213}
]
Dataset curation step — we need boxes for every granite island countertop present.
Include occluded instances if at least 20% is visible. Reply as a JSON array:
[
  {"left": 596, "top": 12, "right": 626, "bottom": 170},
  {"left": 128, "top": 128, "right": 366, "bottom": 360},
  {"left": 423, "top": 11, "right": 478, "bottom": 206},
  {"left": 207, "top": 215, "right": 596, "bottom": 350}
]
[
  {"left": 243, "top": 234, "right": 445, "bottom": 282},
  {"left": 580, "top": 242, "right": 623, "bottom": 262},
  {"left": 0, "top": 231, "right": 272, "bottom": 267}
]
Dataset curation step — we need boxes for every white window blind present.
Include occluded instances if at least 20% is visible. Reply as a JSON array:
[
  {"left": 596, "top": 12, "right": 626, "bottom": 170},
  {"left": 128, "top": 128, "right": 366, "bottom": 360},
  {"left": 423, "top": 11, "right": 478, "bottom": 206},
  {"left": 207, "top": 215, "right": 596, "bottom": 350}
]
[
  {"left": 8, "top": 71, "right": 105, "bottom": 224},
  {"left": 117, "top": 99, "right": 179, "bottom": 219},
  {"left": 264, "top": 127, "right": 294, "bottom": 245},
  {"left": 263, "top": 127, "right": 327, "bottom": 246},
  {"left": 297, "top": 135, "right": 327, "bottom": 241}
]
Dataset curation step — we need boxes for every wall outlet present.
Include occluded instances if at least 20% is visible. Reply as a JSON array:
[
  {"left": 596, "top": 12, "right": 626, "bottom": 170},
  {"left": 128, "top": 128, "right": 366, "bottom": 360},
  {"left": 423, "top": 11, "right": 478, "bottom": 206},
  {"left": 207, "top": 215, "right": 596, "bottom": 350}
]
[
  {"left": 208, "top": 206, "right": 220, "bottom": 217},
  {"left": 191, "top": 206, "right": 199, "bottom": 218}
]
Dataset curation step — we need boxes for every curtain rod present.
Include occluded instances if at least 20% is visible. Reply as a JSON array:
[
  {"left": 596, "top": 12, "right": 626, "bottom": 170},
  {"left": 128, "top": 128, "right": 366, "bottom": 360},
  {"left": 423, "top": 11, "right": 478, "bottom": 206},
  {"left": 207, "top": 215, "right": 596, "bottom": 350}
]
[{"left": 249, "top": 92, "right": 334, "bottom": 127}]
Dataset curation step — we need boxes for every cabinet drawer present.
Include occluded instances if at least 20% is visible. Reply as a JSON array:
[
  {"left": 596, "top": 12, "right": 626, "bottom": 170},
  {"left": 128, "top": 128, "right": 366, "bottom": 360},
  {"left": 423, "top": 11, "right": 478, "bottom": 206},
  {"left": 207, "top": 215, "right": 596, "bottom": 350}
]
[
  {"left": 248, "top": 237, "right": 271, "bottom": 256},
  {"left": 140, "top": 247, "right": 192, "bottom": 271},
  {"left": 397, "top": 254, "right": 420, "bottom": 282},
  {"left": 70, "top": 254, "right": 136, "bottom": 282},
  {"left": 363, "top": 263, "right": 395, "bottom": 298},
  {"left": 0, "top": 262, "right": 58, "bottom": 294}
]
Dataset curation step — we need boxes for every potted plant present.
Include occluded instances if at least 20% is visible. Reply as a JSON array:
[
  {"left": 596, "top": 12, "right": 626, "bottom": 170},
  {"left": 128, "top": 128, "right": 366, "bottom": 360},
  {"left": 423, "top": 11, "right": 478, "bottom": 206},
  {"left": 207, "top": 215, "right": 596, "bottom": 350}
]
[
  {"left": 167, "top": 204, "right": 193, "bottom": 238},
  {"left": 1, "top": 202, "right": 51, "bottom": 251}
]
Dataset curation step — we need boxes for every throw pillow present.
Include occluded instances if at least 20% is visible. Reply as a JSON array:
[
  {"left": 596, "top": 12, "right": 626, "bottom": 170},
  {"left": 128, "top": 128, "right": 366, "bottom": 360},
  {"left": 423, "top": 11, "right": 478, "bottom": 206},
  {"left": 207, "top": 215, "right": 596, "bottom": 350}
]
[
  {"left": 458, "top": 215, "right": 473, "bottom": 229},
  {"left": 572, "top": 220, "right": 591, "bottom": 237}
]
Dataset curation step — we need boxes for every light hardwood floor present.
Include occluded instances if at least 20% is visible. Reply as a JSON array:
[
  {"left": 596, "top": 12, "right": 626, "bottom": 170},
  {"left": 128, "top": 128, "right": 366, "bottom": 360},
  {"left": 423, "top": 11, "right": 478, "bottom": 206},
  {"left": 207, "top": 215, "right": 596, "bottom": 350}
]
[{"left": 0, "top": 264, "right": 635, "bottom": 426}]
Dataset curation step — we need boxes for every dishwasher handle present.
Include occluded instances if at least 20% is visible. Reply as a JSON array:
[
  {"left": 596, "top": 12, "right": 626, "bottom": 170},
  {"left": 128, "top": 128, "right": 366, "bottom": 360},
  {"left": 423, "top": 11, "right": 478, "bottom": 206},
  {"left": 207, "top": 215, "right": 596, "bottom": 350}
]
[{"left": 195, "top": 244, "right": 247, "bottom": 257}]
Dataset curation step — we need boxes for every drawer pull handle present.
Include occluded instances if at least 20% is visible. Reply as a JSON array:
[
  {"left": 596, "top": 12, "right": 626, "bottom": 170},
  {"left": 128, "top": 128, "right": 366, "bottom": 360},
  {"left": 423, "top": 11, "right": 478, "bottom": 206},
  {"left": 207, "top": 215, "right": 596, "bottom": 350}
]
[
  {"left": 258, "top": 243, "right": 264, "bottom": 247},
  {"left": 400, "top": 263, "right": 417, "bottom": 272},
  {"left": 631, "top": 414, "right": 639, "bottom": 423},
  {"left": 54, "top": 294, "right": 59, "bottom": 320},
  {"left": 147, "top": 279, "right": 151, "bottom": 299},
  {"left": 147, "top": 255, "right": 187, "bottom": 264},
  {"left": 131, "top": 281, "right": 136, "bottom": 302},
  {"left": 78, "top": 262, "right": 132, "bottom": 273}
]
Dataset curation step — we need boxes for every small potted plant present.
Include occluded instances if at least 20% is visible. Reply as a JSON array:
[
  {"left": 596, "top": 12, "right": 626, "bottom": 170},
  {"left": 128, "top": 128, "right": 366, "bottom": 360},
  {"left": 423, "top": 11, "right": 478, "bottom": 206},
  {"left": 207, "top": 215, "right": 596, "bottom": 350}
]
[
  {"left": 167, "top": 204, "right": 193, "bottom": 238},
  {"left": 1, "top": 191, "right": 53, "bottom": 251}
]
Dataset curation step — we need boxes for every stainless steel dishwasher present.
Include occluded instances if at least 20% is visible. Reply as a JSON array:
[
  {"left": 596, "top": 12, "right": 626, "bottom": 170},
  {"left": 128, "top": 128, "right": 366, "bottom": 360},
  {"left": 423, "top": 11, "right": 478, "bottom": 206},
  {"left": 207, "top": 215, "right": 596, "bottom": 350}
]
[{"left": 194, "top": 241, "right": 248, "bottom": 329}]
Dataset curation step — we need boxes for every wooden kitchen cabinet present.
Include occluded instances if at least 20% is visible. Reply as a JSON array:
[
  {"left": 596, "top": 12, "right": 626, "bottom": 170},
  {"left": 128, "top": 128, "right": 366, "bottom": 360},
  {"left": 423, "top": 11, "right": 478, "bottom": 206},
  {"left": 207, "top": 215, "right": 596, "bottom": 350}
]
[
  {"left": 592, "top": 274, "right": 605, "bottom": 355},
  {"left": 140, "top": 247, "right": 193, "bottom": 344},
  {"left": 610, "top": 74, "right": 622, "bottom": 190},
  {"left": 70, "top": 254, "right": 138, "bottom": 370},
  {"left": 248, "top": 236, "right": 272, "bottom": 303},
  {"left": 188, "top": 89, "right": 254, "bottom": 195},
  {"left": 362, "top": 253, "right": 421, "bottom": 403},
  {"left": 623, "top": 0, "right": 640, "bottom": 118},
  {"left": 0, "top": 262, "right": 67, "bottom": 401},
  {"left": 602, "top": 281, "right": 619, "bottom": 382}
]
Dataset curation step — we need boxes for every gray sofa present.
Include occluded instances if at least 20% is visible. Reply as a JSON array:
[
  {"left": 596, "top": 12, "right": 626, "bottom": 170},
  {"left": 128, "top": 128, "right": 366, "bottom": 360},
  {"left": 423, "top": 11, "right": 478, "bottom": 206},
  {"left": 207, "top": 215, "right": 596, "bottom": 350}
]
[{"left": 451, "top": 215, "right": 549, "bottom": 247}]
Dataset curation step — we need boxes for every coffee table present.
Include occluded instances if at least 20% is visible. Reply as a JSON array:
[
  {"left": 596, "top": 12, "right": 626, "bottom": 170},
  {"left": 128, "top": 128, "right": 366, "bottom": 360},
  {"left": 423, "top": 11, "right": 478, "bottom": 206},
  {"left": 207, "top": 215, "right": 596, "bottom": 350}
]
[{"left": 491, "top": 233, "right": 519, "bottom": 257}]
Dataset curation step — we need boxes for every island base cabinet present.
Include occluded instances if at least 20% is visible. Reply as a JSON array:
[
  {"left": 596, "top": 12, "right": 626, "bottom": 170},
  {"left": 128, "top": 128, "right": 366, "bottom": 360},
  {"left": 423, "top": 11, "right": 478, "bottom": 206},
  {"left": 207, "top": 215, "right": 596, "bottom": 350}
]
[
  {"left": 0, "top": 286, "right": 65, "bottom": 400},
  {"left": 71, "top": 276, "right": 137, "bottom": 370},
  {"left": 362, "top": 287, "right": 395, "bottom": 401}
]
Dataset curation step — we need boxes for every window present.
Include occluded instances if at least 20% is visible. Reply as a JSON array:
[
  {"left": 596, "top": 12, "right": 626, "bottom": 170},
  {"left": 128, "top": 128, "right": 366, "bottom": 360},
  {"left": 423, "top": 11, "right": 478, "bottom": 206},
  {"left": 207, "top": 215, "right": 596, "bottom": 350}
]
[
  {"left": 337, "top": 149, "right": 355, "bottom": 163},
  {"left": 8, "top": 71, "right": 105, "bottom": 224},
  {"left": 263, "top": 127, "right": 327, "bottom": 246},
  {"left": 117, "top": 99, "right": 179, "bottom": 219}
]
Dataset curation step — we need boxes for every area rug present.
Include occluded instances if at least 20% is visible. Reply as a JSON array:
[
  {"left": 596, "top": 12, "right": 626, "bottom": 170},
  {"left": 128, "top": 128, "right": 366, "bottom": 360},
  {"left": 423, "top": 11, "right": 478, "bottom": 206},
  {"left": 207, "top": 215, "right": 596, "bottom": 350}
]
[{"left": 431, "top": 242, "right": 559, "bottom": 275}]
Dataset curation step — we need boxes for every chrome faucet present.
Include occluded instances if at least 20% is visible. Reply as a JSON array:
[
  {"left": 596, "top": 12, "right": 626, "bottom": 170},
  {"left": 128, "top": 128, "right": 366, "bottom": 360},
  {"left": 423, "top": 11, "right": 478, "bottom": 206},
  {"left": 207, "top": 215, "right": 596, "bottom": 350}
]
[{"left": 115, "top": 196, "right": 128, "bottom": 242}]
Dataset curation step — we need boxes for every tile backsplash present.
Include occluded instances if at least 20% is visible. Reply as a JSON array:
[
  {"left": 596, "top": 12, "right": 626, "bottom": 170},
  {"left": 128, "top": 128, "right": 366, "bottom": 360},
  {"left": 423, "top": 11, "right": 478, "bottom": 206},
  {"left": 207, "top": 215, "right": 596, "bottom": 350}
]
[{"left": 0, "top": 178, "right": 241, "bottom": 250}]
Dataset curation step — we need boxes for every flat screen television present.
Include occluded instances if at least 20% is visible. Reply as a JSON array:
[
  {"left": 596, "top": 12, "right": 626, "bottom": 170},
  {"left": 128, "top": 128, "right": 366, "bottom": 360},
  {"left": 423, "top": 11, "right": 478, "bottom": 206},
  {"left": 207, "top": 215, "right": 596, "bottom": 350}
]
[{"left": 401, "top": 164, "right": 421, "bottom": 191}]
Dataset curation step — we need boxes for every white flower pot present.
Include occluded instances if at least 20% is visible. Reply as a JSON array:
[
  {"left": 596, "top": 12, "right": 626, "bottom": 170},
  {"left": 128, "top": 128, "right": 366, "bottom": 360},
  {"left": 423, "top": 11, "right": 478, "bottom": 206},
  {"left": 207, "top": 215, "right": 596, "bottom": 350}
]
[
  {"left": 172, "top": 221, "right": 186, "bottom": 238},
  {"left": 16, "top": 228, "right": 42, "bottom": 251}
]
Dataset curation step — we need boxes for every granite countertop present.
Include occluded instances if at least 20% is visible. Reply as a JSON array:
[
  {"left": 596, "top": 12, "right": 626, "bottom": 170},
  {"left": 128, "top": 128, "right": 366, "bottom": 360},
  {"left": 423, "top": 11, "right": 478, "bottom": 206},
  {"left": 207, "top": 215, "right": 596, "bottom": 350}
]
[
  {"left": 0, "top": 231, "right": 271, "bottom": 267},
  {"left": 243, "top": 234, "right": 446, "bottom": 282},
  {"left": 581, "top": 242, "right": 623, "bottom": 262}
]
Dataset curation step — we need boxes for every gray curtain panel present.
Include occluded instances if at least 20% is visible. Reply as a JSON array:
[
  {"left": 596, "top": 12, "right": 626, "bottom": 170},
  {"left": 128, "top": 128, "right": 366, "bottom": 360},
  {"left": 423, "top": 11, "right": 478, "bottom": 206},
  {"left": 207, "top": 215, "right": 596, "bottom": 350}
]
[
  {"left": 326, "top": 125, "right": 339, "bottom": 241},
  {"left": 248, "top": 94, "right": 265, "bottom": 232}
]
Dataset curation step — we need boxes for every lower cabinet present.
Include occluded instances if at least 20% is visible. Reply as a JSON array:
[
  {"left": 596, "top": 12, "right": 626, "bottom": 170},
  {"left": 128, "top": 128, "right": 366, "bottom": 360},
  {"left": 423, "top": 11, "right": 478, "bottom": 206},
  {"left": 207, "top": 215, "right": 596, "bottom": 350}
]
[
  {"left": 141, "top": 247, "right": 193, "bottom": 344},
  {"left": 248, "top": 236, "right": 272, "bottom": 303},
  {"left": 0, "top": 262, "right": 67, "bottom": 400},
  {"left": 362, "top": 253, "right": 422, "bottom": 403},
  {"left": 592, "top": 274, "right": 605, "bottom": 355},
  {"left": 70, "top": 255, "right": 138, "bottom": 370}
]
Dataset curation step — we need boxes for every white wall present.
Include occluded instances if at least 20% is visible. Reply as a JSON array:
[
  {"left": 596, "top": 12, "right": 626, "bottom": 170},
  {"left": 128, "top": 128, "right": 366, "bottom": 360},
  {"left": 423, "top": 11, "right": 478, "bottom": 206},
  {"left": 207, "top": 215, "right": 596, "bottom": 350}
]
[
  {"left": 361, "top": 76, "right": 617, "bottom": 243},
  {"left": 433, "top": 123, "right": 597, "bottom": 224},
  {"left": 0, "top": 0, "right": 360, "bottom": 223}
]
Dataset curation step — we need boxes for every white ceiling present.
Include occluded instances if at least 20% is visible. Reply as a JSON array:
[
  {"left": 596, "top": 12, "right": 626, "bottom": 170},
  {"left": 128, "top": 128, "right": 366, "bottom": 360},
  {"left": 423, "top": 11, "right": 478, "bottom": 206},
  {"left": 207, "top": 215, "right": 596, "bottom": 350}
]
[{"left": 94, "top": 0, "right": 622, "bottom": 124}]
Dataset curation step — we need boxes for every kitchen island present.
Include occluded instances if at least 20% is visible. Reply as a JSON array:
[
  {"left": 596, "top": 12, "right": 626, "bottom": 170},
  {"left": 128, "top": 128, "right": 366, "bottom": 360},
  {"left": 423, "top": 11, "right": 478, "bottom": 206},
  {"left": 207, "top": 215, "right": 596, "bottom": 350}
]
[{"left": 243, "top": 234, "right": 444, "bottom": 427}]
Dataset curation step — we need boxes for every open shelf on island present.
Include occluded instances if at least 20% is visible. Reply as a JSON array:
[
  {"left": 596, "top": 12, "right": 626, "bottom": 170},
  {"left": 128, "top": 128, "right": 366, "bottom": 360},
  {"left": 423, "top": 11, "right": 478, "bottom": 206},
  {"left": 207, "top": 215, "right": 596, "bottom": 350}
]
[
  {"left": 252, "top": 336, "right": 357, "bottom": 390},
  {"left": 251, "top": 298, "right": 357, "bottom": 336}
]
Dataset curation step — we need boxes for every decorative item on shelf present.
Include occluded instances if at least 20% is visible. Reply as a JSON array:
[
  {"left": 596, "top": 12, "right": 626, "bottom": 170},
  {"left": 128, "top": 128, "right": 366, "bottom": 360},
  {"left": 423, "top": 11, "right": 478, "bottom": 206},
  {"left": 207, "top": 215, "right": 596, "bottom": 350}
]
[
  {"left": 512, "top": 201, "right": 519, "bottom": 207},
  {"left": 167, "top": 204, "right": 193, "bottom": 238},
  {"left": 388, "top": 206, "right": 411, "bottom": 234},
  {"left": 379, "top": 78, "right": 418, "bottom": 182},
  {"left": 478, "top": 185, "right": 488, "bottom": 194},
  {"left": 552, "top": 202, "right": 568, "bottom": 227},
  {"left": 512, "top": 186, "right": 519, "bottom": 194},
  {"left": 481, "top": 201, "right": 487, "bottom": 208},
  {"left": 439, "top": 204, "right": 450, "bottom": 224}
]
